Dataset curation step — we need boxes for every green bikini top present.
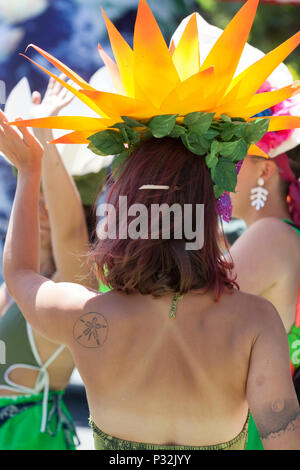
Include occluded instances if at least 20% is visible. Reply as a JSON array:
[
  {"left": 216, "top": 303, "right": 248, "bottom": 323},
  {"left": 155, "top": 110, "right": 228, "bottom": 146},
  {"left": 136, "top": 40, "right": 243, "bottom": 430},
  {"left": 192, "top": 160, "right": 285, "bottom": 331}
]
[
  {"left": 281, "top": 218, "right": 300, "bottom": 237},
  {"left": 90, "top": 412, "right": 250, "bottom": 450}
]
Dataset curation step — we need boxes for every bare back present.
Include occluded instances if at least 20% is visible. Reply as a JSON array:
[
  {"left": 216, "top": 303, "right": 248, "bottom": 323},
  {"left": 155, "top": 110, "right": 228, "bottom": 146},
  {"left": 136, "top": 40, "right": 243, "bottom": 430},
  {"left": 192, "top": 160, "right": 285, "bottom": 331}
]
[{"left": 69, "top": 288, "right": 259, "bottom": 446}]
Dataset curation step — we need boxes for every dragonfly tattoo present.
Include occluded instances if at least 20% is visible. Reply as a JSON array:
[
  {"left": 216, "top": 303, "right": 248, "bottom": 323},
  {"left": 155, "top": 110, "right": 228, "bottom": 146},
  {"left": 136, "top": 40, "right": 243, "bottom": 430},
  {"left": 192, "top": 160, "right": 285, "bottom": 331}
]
[{"left": 73, "top": 312, "right": 108, "bottom": 348}]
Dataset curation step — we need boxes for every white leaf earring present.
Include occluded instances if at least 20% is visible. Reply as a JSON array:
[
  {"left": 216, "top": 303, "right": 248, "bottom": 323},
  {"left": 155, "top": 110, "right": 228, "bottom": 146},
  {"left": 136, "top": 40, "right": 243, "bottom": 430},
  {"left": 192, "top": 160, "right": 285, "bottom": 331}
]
[{"left": 250, "top": 177, "right": 269, "bottom": 211}]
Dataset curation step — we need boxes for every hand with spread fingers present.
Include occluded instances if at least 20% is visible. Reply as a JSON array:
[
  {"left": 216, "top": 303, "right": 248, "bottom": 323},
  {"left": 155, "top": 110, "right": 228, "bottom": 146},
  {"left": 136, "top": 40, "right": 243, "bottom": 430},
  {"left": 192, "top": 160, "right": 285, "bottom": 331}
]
[
  {"left": 0, "top": 109, "right": 44, "bottom": 174},
  {"left": 29, "top": 74, "right": 74, "bottom": 120}
]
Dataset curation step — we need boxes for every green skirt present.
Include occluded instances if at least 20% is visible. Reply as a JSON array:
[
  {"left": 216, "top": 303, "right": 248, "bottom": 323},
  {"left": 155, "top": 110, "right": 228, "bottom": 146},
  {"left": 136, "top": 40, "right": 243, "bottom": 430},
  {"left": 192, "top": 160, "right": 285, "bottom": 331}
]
[{"left": 0, "top": 391, "right": 79, "bottom": 450}]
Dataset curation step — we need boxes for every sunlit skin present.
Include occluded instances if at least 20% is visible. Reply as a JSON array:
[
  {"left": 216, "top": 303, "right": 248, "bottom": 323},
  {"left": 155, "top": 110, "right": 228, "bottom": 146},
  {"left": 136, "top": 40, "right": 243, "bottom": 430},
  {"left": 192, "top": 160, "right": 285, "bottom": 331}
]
[
  {"left": 2, "top": 0, "right": 300, "bottom": 450},
  {"left": 0, "top": 79, "right": 94, "bottom": 396},
  {"left": 1, "top": 112, "right": 300, "bottom": 448},
  {"left": 0, "top": 195, "right": 73, "bottom": 395},
  {"left": 229, "top": 154, "right": 300, "bottom": 332}
]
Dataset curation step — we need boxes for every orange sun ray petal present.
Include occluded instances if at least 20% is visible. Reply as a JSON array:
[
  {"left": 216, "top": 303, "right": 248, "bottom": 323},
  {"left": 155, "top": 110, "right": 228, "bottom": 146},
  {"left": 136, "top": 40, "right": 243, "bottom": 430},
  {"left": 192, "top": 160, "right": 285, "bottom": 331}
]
[
  {"left": 19, "top": 54, "right": 107, "bottom": 117},
  {"left": 248, "top": 115, "right": 300, "bottom": 132},
  {"left": 172, "top": 13, "right": 200, "bottom": 81},
  {"left": 8, "top": 116, "right": 116, "bottom": 132},
  {"left": 224, "top": 31, "right": 300, "bottom": 103},
  {"left": 101, "top": 8, "right": 135, "bottom": 97},
  {"left": 248, "top": 145, "right": 270, "bottom": 158},
  {"left": 26, "top": 44, "right": 94, "bottom": 90},
  {"left": 215, "top": 82, "right": 300, "bottom": 118},
  {"left": 200, "top": 0, "right": 259, "bottom": 105},
  {"left": 50, "top": 131, "right": 94, "bottom": 145},
  {"left": 133, "top": 0, "right": 180, "bottom": 109},
  {"left": 160, "top": 66, "right": 215, "bottom": 114},
  {"left": 79, "top": 90, "right": 156, "bottom": 119},
  {"left": 97, "top": 43, "right": 125, "bottom": 95}
]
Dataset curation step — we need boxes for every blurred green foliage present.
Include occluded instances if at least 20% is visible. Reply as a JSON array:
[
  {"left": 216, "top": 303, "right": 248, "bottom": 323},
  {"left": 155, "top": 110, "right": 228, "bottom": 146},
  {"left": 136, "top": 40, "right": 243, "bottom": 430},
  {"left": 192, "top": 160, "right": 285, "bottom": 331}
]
[{"left": 195, "top": 0, "right": 300, "bottom": 78}]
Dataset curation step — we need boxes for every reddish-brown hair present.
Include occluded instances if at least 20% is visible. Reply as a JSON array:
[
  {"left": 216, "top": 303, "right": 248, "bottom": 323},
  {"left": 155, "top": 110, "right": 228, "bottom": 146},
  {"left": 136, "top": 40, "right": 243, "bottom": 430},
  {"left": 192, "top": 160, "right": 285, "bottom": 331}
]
[{"left": 93, "top": 137, "right": 237, "bottom": 298}]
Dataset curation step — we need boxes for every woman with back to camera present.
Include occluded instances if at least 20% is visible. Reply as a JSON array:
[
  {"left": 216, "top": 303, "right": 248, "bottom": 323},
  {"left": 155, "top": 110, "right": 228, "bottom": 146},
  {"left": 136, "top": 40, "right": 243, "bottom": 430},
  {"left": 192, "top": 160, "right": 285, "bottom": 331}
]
[{"left": 3, "top": 0, "right": 300, "bottom": 450}]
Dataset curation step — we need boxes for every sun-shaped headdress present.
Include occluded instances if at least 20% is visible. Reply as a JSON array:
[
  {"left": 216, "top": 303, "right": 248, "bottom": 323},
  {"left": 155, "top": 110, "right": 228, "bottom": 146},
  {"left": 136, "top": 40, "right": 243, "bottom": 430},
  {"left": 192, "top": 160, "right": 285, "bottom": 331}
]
[{"left": 9, "top": 0, "right": 300, "bottom": 202}]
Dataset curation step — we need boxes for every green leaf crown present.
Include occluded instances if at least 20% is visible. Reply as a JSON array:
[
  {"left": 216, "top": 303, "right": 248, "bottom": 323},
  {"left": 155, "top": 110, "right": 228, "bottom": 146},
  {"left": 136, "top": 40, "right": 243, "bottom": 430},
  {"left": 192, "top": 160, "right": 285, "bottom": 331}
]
[{"left": 87, "top": 113, "right": 270, "bottom": 198}]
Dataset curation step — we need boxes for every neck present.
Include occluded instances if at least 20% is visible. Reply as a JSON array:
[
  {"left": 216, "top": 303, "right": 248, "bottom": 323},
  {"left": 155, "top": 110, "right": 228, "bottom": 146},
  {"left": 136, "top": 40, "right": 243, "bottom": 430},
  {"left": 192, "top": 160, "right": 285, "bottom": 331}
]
[{"left": 243, "top": 194, "right": 291, "bottom": 227}]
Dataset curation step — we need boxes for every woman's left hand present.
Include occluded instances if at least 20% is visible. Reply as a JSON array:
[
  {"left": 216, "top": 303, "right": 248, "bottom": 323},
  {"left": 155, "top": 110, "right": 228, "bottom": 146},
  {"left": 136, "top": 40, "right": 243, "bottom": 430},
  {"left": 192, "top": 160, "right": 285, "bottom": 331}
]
[{"left": 0, "top": 109, "right": 44, "bottom": 174}]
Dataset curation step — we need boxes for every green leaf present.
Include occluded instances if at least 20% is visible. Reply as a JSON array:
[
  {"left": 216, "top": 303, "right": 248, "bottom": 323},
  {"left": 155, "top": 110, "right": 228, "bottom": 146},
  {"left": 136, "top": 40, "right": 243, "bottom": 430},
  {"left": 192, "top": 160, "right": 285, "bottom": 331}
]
[
  {"left": 181, "top": 131, "right": 207, "bottom": 156},
  {"left": 213, "top": 185, "right": 224, "bottom": 199},
  {"left": 214, "top": 157, "right": 237, "bottom": 192},
  {"left": 231, "top": 117, "right": 246, "bottom": 122},
  {"left": 169, "top": 124, "right": 186, "bottom": 138},
  {"left": 125, "top": 126, "right": 141, "bottom": 146},
  {"left": 111, "top": 123, "right": 130, "bottom": 143},
  {"left": 219, "top": 139, "right": 248, "bottom": 162},
  {"left": 109, "top": 123, "right": 141, "bottom": 149},
  {"left": 232, "top": 121, "right": 247, "bottom": 138},
  {"left": 87, "top": 142, "right": 108, "bottom": 157},
  {"left": 184, "top": 112, "right": 215, "bottom": 133},
  {"left": 111, "top": 151, "right": 130, "bottom": 179},
  {"left": 210, "top": 140, "right": 220, "bottom": 158},
  {"left": 148, "top": 114, "right": 178, "bottom": 138},
  {"left": 220, "top": 114, "right": 231, "bottom": 123},
  {"left": 205, "top": 152, "right": 218, "bottom": 170},
  {"left": 121, "top": 116, "right": 145, "bottom": 128},
  {"left": 88, "top": 130, "right": 125, "bottom": 155},
  {"left": 204, "top": 129, "right": 219, "bottom": 141},
  {"left": 220, "top": 124, "right": 236, "bottom": 141},
  {"left": 243, "top": 118, "right": 270, "bottom": 144}
]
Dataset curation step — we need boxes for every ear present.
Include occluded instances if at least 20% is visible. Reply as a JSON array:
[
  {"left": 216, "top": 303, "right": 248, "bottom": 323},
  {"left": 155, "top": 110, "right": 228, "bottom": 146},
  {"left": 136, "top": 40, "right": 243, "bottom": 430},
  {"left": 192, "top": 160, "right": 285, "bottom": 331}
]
[{"left": 259, "top": 159, "right": 277, "bottom": 182}]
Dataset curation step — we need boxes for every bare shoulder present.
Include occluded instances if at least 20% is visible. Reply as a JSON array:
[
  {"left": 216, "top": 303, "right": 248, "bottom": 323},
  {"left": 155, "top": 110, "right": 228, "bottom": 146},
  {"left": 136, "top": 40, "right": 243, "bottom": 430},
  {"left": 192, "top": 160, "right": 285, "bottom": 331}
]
[
  {"left": 225, "top": 289, "right": 284, "bottom": 335},
  {"left": 236, "top": 217, "right": 299, "bottom": 251},
  {"left": 22, "top": 279, "right": 102, "bottom": 345},
  {"left": 68, "top": 289, "right": 124, "bottom": 351},
  {"left": 229, "top": 218, "right": 299, "bottom": 294}
]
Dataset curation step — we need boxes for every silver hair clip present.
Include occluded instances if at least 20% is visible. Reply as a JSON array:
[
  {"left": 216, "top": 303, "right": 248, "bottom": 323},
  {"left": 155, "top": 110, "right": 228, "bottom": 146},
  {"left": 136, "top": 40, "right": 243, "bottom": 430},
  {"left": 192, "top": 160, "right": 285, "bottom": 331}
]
[{"left": 139, "top": 185, "right": 170, "bottom": 190}]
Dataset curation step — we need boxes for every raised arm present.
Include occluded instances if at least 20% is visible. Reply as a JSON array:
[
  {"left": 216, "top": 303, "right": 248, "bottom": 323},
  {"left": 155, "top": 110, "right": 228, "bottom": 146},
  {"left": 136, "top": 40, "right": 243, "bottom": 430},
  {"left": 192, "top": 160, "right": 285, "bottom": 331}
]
[
  {"left": 0, "top": 110, "right": 97, "bottom": 345},
  {"left": 30, "top": 77, "right": 97, "bottom": 288},
  {"left": 247, "top": 300, "right": 300, "bottom": 450}
]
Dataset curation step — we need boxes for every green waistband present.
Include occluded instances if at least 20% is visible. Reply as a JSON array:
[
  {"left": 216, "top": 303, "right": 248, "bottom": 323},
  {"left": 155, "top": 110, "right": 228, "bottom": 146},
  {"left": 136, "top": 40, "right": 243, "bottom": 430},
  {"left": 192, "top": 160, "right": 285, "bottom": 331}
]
[
  {"left": 90, "top": 411, "right": 249, "bottom": 450},
  {"left": 0, "top": 390, "right": 65, "bottom": 408}
]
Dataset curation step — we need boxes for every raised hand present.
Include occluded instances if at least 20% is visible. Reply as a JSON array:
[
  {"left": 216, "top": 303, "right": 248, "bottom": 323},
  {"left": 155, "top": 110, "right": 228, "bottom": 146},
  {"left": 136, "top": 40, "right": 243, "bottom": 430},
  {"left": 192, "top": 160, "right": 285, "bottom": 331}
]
[
  {"left": 0, "top": 109, "right": 43, "bottom": 173},
  {"left": 29, "top": 75, "right": 75, "bottom": 119}
]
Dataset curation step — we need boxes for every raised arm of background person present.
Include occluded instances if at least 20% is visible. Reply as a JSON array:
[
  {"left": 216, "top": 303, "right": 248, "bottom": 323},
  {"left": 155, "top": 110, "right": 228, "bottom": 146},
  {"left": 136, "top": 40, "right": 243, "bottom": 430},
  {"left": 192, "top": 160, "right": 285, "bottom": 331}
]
[
  {"left": 30, "top": 77, "right": 97, "bottom": 289},
  {"left": 1, "top": 112, "right": 98, "bottom": 345},
  {"left": 228, "top": 218, "right": 285, "bottom": 294},
  {"left": 247, "top": 299, "right": 300, "bottom": 450}
]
